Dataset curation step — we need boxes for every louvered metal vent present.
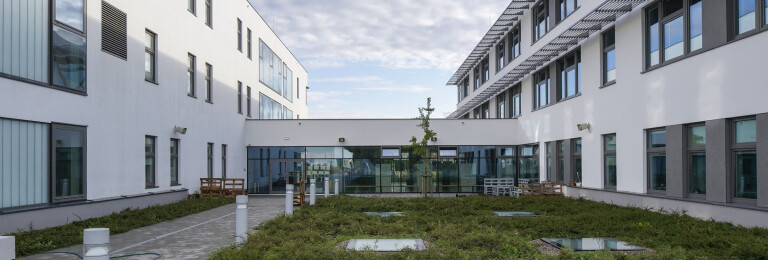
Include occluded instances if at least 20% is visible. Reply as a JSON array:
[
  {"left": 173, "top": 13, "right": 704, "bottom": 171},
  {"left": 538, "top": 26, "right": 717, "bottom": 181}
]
[{"left": 101, "top": 1, "right": 127, "bottom": 59}]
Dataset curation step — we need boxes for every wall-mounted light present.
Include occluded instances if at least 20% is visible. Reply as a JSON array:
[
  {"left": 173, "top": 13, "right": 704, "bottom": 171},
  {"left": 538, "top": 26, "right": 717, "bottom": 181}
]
[
  {"left": 577, "top": 123, "right": 591, "bottom": 132},
  {"left": 430, "top": 137, "right": 437, "bottom": 142},
  {"left": 283, "top": 137, "right": 290, "bottom": 141},
  {"left": 338, "top": 137, "right": 346, "bottom": 143},
  {"left": 174, "top": 126, "right": 187, "bottom": 135}
]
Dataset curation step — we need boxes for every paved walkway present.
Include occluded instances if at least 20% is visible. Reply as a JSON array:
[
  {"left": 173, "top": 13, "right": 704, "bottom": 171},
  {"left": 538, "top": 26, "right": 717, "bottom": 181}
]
[{"left": 23, "top": 195, "right": 285, "bottom": 260}]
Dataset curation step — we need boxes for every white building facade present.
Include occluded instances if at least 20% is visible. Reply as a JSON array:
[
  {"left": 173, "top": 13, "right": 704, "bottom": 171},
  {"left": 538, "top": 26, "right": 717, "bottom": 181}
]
[{"left": 0, "top": 0, "right": 307, "bottom": 234}]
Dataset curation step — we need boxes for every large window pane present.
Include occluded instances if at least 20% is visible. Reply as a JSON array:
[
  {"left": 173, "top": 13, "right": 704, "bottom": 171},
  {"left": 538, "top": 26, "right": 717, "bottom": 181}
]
[
  {"left": 689, "top": 152, "right": 706, "bottom": 194},
  {"left": 604, "top": 155, "right": 617, "bottom": 187},
  {"left": 56, "top": 0, "right": 84, "bottom": 31},
  {"left": 663, "top": 16, "right": 684, "bottom": 61},
  {"left": 648, "top": 154, "right": 666, "bottom": 191},
  {"left": 380, "top": 159, "right": 406, "bottom": 193},
  {"left": 605, "top": 49, "right": 616, "bottom": 82},
  {"left": 53, "top": 126, "right": 85, "bottom": 199},
  {"left": 438, "top": 159, "right": 459, "bottom": 192},
  {"left": 735, "top": 120, "right": 757, "bottom": 143},
  {"left": 689, "top": 125, "right": 706, "bottom": 145},
  {"left": 734, "top": 151, "right": 757, "bottom": 199},
  {"left": 737, "top": 0, "right": 756, "bottom": 34},
  {"left": 145, "top": 137, "right": 156, "bottom": 187},
  {"left": 649, "top": 130, "right": 666, "bottom": 148},
  {"left": 52, "top": 26, "right": 86, "bottom": 92},
  {"left": 689, "top": 0, "right": 703, "bottom": 51},
  {"left": 343, "top": 159, "right": 380, "bottom": 193},
  {"left": 306, "top": 147, "right": 343, "bottom": 158},
  {"left": 605, "top": 135, "right": 617, "bottom": 151},
  {"left": 647, "top": 6, "right": 660, "bottom": 67}
]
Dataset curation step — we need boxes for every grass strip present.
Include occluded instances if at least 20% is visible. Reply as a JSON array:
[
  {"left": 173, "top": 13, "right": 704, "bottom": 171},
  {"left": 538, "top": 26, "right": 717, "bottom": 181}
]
[
  {"left": 11, "top": 197, "right": 234, "bottom": 257},
  {"left": 211, "top": 195, "right": 768, "bottom": 259}
]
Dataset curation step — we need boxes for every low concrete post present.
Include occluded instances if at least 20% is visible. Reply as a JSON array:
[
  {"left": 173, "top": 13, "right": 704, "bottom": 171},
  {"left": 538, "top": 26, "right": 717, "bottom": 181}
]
[
  {"left": 235, "top": 195, "right": 248, "bottom": 244},
  {"left": 334, "top": 178, "right": 340, "bottom": 195},
  {"left": 285, "top": 184, "right": 294, "bottom": 216},
  {"left": 0, "top": 236, "right": 15, "bottom": 260},
  {"left": 324, "top": 177, "right": 330, "bottom": 198},
  {"left": 310, "top": 179, "right": 317, "bottom": 205},
  {"left": 83, "top": 228, "right": 109, "bottom": 260}
]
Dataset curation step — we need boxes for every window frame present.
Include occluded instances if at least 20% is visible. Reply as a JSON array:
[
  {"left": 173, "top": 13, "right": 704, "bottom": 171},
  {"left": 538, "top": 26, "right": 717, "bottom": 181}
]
[
  {"left": 247, "top": 28, "right": 253, "bottom": 59},
  {"left": 603, "top": 134, "right": 617, "bottom": 190},
  {"left": 532, "top": 0, "right": 550, "bottom": 43},
  {"left": 730, "top": 117, "right": 757, "bottom": 203},
  {"left": 204, "top": 63, "right": 213, "bottom": 103},
  {"left": 144, "top": 29, "right": 157, "bottom": 83},
  {"left": 170, "top": 138, "right": 180, "bottom": 186},
  {"left": 247, "top": 86, "right": 252, "bottom": 118},
  {"left": 556, "top": 0, "right": 580, "bottom": 24},
  {"left": 50, "top": 123, "right": 88, "bottom": 203},
  {"left": 53, "top": 0, "right": 87, "bottom": 34},
  {"left": 237, "top": 81, "right": 243, "bottom": 114},
  {"left": 187, "top": 53, "right": 196, "bottom": 97},
  {"left": 381, "top": 147, "right": 402, "bottom": 158},
  {"left": 481, "top": 57, "right": 490, "bottom": 84},
  {"left": 221, "top": 144, "right": 227, "bottom": 178},
  {"left": 571, "top": 138, "right": 582, "bottom": 184},
  {"left": 496, "top": 40, "right": 506, "bottom": 72},
  {"left": 496, "top": 94, "right": 506, "bottom": 119},
  {"left": 731, "top": 0, "right": 768, "bottom": 38},
  {"left": 533, "top": 68, "right": 550, "bottom": 110},
  {"left": 188, "top": 0, "right": 196, "bottom": 15},
  {"left": 601, "top": 27, "right": 616, "bottom": 87},
  {"left": 205, "top": 0, "right": 213, "bottom": 28},
  {"left": 644, "top": 0, "right": 705, "bottom": 70},
  {"left": 207, "top": 142, "right": 214, "bottom": 178},
  {"left": 473, "top": 68, "right": 481, "bottom": 90},
  {"left": 557, "top": 50, "right": 581, "bottom": 101},
  {"left": 686, "top": 123, "right": 706, "bottom": 197},
  {"left": 237, "top": 19, "right": 243, "bottom": 52},
  {"left": 511, "top": 84, "right": 522, "bottom": 117},
  {"left": 646, "top": 128, "right": 667, "bottom": 194},
  {"left": 507, "top": 25, "right": 522, "bottom": 62},
  {"left": 145, "top": 135, "right": 157, "bottom": 189}
]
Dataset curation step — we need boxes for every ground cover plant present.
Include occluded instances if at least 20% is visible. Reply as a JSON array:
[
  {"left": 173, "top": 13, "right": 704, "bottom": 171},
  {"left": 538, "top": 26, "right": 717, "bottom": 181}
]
[
  {"left": 12, "top": 197, "right": 234, "bottom": 257},
  {"left": 211, "top": 195, "right": 768, "bottom": 259}
]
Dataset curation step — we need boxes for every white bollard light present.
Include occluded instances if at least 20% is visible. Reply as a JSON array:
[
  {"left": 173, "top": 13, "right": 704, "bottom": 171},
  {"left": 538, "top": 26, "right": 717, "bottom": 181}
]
[
  {"left": 285, "top": 184, "right": 294, "bottom": 216},
  {"left": 235, "top": 195, "right": 248, "bottom": 244},
  {"left": 0, "top": 236, "right": 15, "bottom": 260},
  {"left": 334, "top": 178, "right": 340, "bottom": 195},
  {"left": 83, "top": 228, "right": 109, "bottom": 260},
  {"left": 324, "top": 177, "right": 330, "bottom": 198},
  {"left": 310, "top": 179, "right": 317, "bottom": 205}
]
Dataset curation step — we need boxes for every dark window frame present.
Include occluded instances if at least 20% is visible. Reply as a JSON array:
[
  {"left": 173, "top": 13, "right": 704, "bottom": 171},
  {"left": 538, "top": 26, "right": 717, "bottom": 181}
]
[
  {"left": 496, "top": 40, "right": 506, "bottom": 72},
  {"left": 507, "top": 25, "right": 522, "bottom": 62},
  {"left": 145, "top": 29, "right": 157, "bottom": 83},
  {"left": 730, "top": 117, "right": 757, "bottom": 203},
  {"left": 647, "top": 128, "right": 667, "bottom": 194},
  {"left": 473, "top": 67, "right": 481, "bottom": 90},
  {"left": 571, "top": 138, "right": 582, "bottom": 184},
  {"left": 644, "top": 0, "right": 705, "bottom": 70},
  {"left": 145, "top": 135, "right": 157, "bottom": 189},
  {"left": 237, "top": 19, "right": 242, "bottom": 52},
  {"left": 557, "top": 49, "right": 581, "bottom": 101},
  {"left": 556, "top": 0, "right": 580, "bottom": 24},
  {"left": 247, "top": 86, "right": 252, "bottom": 118},
  {"left": 207, "top": 142, "right": 214, "bottom": 178},
  {"left": 731, "top": 0, "right": 768, "bottom": 39},
  {"left": 603, "top": 133, "right": 617, "bottom": 190},
  {"left": 496, "top": 94, "right": 506, "bottom": 119},
  {"left": 170, "top": 138, "right": 180, "bottom": 186},
  {"left": 205, "top": 63, "right": 213, "bottom": 103},
  {"left": 247, "top": 28, "right": 252, "bottom": 59},
  {"left": 51, "top": 123, "right": 87, "bottom": 203},
  {"left": 221, "top": 144, "right": 227, "bottom": 178},
  {"left": 237, "top": 81, "right": 243, "bottom": 114},
  {"left": 601, "top": 27, "right": 616, "bottom": 87},
  {"left": 481, "top": 57, "right": 490, "bottom": 84},
  {"left": 511, "top": 84, "right": 522, "bottom": 117},
  {"left": 686, "top": 123, "right": 706, "bottom": 197},
  {"left": 205, "top": 0, "right": 213, "bottom": 28},
  {"left": 188, "top": 0, "right": 196, "bottom": 15},
  {"left": 532, "top": 0, "right": 550, "bottom": 43},
  {"left": 381, "top": 147, "right": 402, "bottom": 158},
  {"left": 187, "top": 53, "right": 196, "bottom": 97},
  {"left": 533, "top": 68, "right": 550, "bottom": 110}
]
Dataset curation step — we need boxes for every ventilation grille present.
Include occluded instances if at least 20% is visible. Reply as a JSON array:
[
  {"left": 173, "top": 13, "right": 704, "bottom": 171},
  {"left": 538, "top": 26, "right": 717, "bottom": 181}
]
[{"left": 101, "top": 1, "right": 127, "bottom": 59}]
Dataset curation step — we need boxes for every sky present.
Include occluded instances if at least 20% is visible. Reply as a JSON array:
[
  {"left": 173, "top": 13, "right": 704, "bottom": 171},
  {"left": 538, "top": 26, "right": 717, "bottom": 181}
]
[{"left": 247, "top": 0, "right": 511, "bottom": 118}]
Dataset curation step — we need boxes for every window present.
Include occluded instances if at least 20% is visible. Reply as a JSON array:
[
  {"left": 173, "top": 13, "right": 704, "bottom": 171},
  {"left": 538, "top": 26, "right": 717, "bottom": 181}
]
[
  {"left": 145, "top": 136, "right": 156, "bottom": 188},
  {"left": 602, "top": 28, "right": 616, "bottom": 85},
  {"left": 571, "top": 138, "right": 582, "bottom": 184},
  {"left": 52, "top": 26, "right": 87, "bottom": 92},
  {"left": 737, "top": 0, "right": 757, "bottom": 34},
  {"left": 534, "top": 69, "right": 550, "bottom": 109},
  {"left": 52, "top": 124, "right": 86, "bottom": 202},
  {"left": 496, "top": 41, "right": 505, "bottom": 72},
  {"left": 511, "top": 85, "right": 522, "bottom": 117},
  {"left": 170, "top": 139, "right": 180, "bottom": 186},
  {"left": 687, "top": 125, "right": 706, "bottom": 195},
  {"left": 647, "top": 129, "right": 667, "bottom": 192},
  {"left": 439, "top": 147, "right": 458, "bottom": 157},
  {"left": 205, "top": 63, "right": 212, "bottom": 103},
  {"left": 558, "top": 50, "right": 581, "bottom": 100},
  {"left": 247, "top": 29, "right": 252, "bottom": 59},
  {"left": 496, "top": 95, "right": 506, "bottom": 119},
  {"left": 604, "top": 134, "right": 617, "bottom": 189},
  {"left": 205, "top": 0, "right": 213, "bottom": 27},
  {"left": 732, "top": 119, "right": 756, "bottom": 200},
  {"left": 260, "top": 93, "right": 283, "bottom": 119},
  {"left": 284, "top": 107, "right": 293, "bottom": 119},
  {"left": 482, "top": 103, "right": 490, "bottom": 119},
  {"left": 188, "top": 0, "right": 196, "bottom": 14},
  {"left": 237, "top": 19, "right": 242, "bottom": 52},
  {"left": 765, "top": 0, "right": 768, "bottom": 25},
  {"left": 0, "top": 119, "right": 50, "bottom": 208},
  {"left": 187, "top": 54, "right": 196, "bottom": 97},
  {"left": 382, "top": 147, "right": 401, "bottom": 158},
  {"left": 557, "top": 140, "right": 564, "bottom": 184},
  {"left": 221, "top": 144, "right": 227, "bottom": 178},
  {"left": 145, "top": 30, "right": 157, "bottom": 82},
  {"left": 546, "top": 142, "right": 553, "bottom": 182},
  {"left": 533, "top": 0, "right": 549, "bottom": 42},
  {"left": 646, "top": 0, "right": 704, "bottom": 68},
  {"left": 247, "top": 87, "right": 252, "bottom": 117},
  {"left": 259, "top": 41, "right": 289, "bottom": 99},
  {"left": 284, "top": 65, "right": 294, "bottom": 102},
  {"left": 473, "top": 68, "right": 481, "bottom": 90},
  {"left": 508, "top": 26, "right": 522, "bottom": 60},
  {"left": 519, "top": 145, "right": 540, "bottom": 184},
  {"left": 237, "top": 82, "right": 243, "bottom": 114},
  {"left": 207, "top": 143, "right": 214, "bottom": 178},
  {"left": 557, "top": 0, "right": 580, "bottom": 23},
  {"left": 462, "top": 78, "right": 470, "bottom": 99},
  {"left": 481, "top": 57, "right": 490, "bottom": 84},
  {"left": 57, "top": 0, "right": 85, "bottom": 31}
]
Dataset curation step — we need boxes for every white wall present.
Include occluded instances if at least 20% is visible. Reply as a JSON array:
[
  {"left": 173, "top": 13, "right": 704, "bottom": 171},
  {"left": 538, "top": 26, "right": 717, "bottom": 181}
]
[{"left": 0, "top": 0, "right": 308, "bottom": 200}]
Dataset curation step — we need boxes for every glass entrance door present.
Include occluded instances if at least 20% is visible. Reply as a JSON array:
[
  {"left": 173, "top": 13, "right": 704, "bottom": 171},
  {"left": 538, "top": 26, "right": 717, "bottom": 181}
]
[{"left": 269, "top": 159, "right": 304, "bottom": 194}]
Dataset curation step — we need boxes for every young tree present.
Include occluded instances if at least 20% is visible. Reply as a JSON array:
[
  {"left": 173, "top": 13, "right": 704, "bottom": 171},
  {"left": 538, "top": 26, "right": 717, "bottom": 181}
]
[{"left": 407, "top": 98, "right": 436, "bottom": 197}]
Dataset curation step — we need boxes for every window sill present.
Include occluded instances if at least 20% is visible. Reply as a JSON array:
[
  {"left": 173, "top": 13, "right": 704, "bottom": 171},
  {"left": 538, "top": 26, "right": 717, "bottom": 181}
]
[
  {"left": 171, "top": 183, "right": 182, "bottom": 187},
  {"left": 188, "top": 94, "right": 197, "bottom": 98},
  {"left": 600, "top": 81, "right": 616, "bottom": 89},
  {"left": 206, "top": 100, "right": 213, "bottom": 104},
  {"left": 145, "top": 186, "right": 159, "bottom": 189},
  {"left": 145, "top": 79, "right": 158, "bottom": 85},
  {"left": 0, "top": 72, "right": 88, "bottom": 96}
]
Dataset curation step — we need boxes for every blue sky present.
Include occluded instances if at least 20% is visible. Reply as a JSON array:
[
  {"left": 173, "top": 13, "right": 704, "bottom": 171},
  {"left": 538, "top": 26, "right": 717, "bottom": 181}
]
[{"left": 248, "top": 0, "right": 510, "bottom": 118}]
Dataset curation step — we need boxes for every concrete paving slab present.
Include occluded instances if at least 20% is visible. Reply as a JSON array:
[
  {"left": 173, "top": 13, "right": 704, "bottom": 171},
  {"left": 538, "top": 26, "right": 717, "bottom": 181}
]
[{"left": 22, "top": 195, "right": 285, "bottom": 260}]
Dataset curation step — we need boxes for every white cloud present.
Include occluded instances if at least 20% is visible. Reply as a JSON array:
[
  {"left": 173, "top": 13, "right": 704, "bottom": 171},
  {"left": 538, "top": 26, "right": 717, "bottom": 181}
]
[
  {"left": 249, "top": 0, "right": 510, "bottom": 71},
  {"left": 355, "top": 85, "right": 434, "bottom": 93}
]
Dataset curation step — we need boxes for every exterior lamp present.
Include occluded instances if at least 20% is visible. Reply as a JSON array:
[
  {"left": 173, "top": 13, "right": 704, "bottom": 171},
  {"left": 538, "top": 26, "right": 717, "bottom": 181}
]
[
  {"left": 577, "top": 123, "right": 591, "bottom": 131},
  {"left": 174, "top": 126, "right": 187, "bottom": 135},
  {"left": 339, "top": 137, "right": 345, "bottom": 143}
]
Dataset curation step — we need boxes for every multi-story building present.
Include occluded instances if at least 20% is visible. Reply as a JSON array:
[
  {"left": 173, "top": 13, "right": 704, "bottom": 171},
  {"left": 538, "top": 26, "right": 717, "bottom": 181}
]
[
  {"left": 447, "top": 0, "right": 768, "bottom": 226},
  {"left": 0, "top": 0, "right": 307, "bottom": 234}
]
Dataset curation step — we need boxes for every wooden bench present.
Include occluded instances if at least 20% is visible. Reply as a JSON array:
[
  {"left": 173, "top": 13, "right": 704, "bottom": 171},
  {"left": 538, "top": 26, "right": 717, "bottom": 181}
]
[
  {"left": 223, "top": 178, "right": 246, "bottom": 197},
  {"left": 200, "top": 178, "right": 224, "bottom": 198},
  {"left": 520, "top": 182, "right": 563, "bottom": 196}
]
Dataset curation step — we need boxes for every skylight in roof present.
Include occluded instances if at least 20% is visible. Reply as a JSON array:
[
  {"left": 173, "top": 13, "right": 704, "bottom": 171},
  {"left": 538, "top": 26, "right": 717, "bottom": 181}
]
[
  {"left": 494, "top": 211, "right": 537, "bottom": 217},
  {"left": 541, "top": 238, "right": 646, "bottom": 251},
  {"left": 346, "top": 239, "right": 426, "bottom": 252}
]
